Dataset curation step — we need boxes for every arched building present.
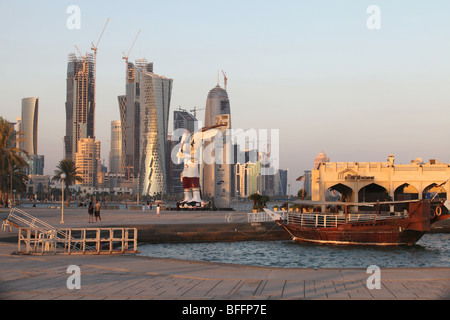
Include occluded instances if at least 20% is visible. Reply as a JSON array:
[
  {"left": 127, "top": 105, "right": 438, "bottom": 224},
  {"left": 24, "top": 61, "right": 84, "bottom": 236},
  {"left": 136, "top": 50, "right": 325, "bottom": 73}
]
[{"left": 311, "top": 155, "right": 449, "bottom": 206}]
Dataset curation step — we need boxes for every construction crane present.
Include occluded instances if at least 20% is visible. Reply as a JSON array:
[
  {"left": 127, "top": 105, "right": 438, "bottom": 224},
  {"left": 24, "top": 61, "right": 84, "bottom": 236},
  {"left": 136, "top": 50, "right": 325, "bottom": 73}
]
[
  {"left": 90, "top": 17, "right": 109, "bottom": 88},
  {"left": 74, "top": 45, "right": 87, "bottom": 60},
  {"left": 222, "top": 70, "right": 228, "bottom": 90},
  {"left": 190, "top": 106, "right": 205, "bottom": 118},
  {"left": 122, "top": 29, "right": 141, "bottom": 65},
  {"left": 122, "top": 29, "right": 141, "bottom": 84}
]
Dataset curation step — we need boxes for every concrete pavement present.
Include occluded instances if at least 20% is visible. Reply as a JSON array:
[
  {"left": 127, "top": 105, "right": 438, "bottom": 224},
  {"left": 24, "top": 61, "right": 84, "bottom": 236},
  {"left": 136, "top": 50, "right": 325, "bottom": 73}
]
[
  {"left": 0, "top": 207, "right": 449, "bottom": 300},
  {"left": 0, "top": 242, "right": 449, "bottom": 300}
]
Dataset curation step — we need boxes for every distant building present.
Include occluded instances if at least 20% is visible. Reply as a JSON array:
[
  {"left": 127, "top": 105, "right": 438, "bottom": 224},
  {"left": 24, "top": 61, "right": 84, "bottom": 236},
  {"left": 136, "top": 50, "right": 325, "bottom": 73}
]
[
  {"left": 75, "top": 138, "right": 100, "bottom": 187},
  {"left": 134, "top": 59, "right": 173, "bottom": 196},
  {"left": 311, "top": 154, "right": 450, "bottom": 205},
  {"left": 20, "top": 97, "right": 39, "bottom": 155},
  {"left": 117, "top": 94, "right": 127, "bottom": 175},
  {"left": 20, "top": 97, "right": 44, "bottom": 175},
  {"left": 314, "top": 151, "right": 330, "bottom": 169},
  {"left": 65, "top": 53, "right": 95, "bottom": 160},
  {"left": 109, "top": 120, "right": 122, "bottom": 174},
  {"left": 203, "top": 83, "right": 232, "bottom": 208},
  {"left": 26, "top": 154, "right": 45, "bottom": 176}
]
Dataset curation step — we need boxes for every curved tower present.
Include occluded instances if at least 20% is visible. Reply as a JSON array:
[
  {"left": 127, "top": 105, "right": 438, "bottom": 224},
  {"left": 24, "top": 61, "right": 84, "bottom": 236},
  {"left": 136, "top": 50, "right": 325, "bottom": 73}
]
[{"left": 20, "top": 97, "right": 39, "bottom": 155}]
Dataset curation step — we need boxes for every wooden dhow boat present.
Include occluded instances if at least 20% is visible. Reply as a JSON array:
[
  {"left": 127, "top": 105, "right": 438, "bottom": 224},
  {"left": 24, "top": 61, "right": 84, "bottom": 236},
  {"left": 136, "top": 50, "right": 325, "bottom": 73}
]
[{"left": 264, "top": 199, "right": 449, "bottom": 246}]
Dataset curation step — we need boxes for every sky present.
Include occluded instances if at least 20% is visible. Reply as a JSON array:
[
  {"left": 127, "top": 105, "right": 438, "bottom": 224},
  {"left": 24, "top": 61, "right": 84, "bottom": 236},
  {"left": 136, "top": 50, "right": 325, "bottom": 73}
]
[{"left": 0, "top": 0, "right": 449, "bottom": 195}]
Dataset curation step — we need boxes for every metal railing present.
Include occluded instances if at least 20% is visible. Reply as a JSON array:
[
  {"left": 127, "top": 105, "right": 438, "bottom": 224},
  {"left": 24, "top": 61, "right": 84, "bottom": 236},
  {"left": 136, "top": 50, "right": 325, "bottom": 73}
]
[
  {"left": 16, "top": 227, "right": 138, "bottom": 255},
  {"left": 248, "top": 211, "right": 288, "bottom": 222},
  {"left": 7, "top": 207, "right": 138, "bottom": 255},
  {"left": 287, "top": 212, "right": 406, "bottom": 228}
]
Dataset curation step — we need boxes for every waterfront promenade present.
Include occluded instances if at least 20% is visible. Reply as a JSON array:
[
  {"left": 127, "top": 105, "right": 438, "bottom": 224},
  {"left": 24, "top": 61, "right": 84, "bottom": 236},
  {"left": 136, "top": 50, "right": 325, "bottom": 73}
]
[{"left": 0, "top": 207, "right": 449, "bottom": 300}]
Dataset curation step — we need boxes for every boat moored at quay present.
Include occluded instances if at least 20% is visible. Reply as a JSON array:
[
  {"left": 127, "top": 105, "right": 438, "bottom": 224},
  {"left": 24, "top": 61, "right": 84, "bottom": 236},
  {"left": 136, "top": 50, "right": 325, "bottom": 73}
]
[{"left": 265, "top": 199, "right": 450, "bottom": 246}]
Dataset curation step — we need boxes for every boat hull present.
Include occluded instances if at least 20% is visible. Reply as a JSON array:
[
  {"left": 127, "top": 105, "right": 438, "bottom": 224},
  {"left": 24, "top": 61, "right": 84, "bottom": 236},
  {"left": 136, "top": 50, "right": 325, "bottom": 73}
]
[{"left": 277, "top": 221, "right": 425, "bottom": 246}]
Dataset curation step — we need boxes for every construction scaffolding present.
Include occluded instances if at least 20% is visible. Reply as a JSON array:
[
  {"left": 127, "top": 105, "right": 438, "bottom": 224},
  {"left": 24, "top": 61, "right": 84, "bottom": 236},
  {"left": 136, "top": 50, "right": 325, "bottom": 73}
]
[{"left": 5, "top": 207, "right": 138, "bottom": 255}]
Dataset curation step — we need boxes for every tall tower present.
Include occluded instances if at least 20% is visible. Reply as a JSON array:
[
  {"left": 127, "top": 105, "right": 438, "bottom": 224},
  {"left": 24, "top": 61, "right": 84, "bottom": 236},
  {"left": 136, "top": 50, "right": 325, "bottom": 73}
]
[
  {"left": 20, "top": 97, "right": 44, "bottom": 175},
  {"left": 134, "top": 60, "right": 173, "bottom": 196},
  {"left": 203, "top": 80, "right": 232, "bottom": 208},
  {"left": 109, "top": 120, "right": 122, "bottom": 174},
  {"left": 65, "top": 53, "right": 95, "bottom": 160},
  {"left": 20, "top": 97, "right": 39, "bottom": 155}
]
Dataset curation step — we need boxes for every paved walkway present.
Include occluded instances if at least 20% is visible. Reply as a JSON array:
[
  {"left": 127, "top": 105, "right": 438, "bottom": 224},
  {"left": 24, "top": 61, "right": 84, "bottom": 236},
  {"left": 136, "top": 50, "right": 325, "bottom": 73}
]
[
  {"left": 0, "top": 242, "right": 449, "bottom": 300},
  {"left": 0, "top": 207, "right": 449, "bottom": 300}
]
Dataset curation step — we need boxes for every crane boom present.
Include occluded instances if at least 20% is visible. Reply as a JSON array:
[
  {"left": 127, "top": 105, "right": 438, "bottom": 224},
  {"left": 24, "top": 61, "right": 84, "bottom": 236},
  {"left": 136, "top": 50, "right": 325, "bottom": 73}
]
[
  {"left": 92, "top": 18, "right": 110, "bottom": 51},
  {"left": 74, "top": 45, "right": 85, "bottom": 59},
  {"left": 122, "top": 29, "right": 141, "bottom": 63}
]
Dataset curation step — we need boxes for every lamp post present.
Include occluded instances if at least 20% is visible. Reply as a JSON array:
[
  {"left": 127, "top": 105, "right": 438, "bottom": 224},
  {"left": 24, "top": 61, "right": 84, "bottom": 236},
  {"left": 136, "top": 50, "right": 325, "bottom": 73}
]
[{"left": 60, "top": 173, "right": 66, "bottom": 224}]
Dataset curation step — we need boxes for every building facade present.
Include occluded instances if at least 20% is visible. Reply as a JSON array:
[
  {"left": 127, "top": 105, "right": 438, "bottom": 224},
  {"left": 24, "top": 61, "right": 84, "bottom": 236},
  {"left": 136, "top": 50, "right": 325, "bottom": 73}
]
[
  {"left": 134, "top": 61, "right": 173, "bottom": 196},
  {"left": 109, "top": 120, "right": 122, "bottom": 174},
  {"left": 203, "top": 84, "right": 232, "bottom": 208},
  {"left": 311, "top": 154, "right": 450, "bottom": 204},
  {"left": 19, "top": 97, "right": 44, "bottom": 175},
  {"left": 20, "top": 97, "right": 39, "bottom": 155},
  {"left": 75, "top": 138, "right": 100, "bottom": 187},
  {"left": 65, "top": 53, "right": 95, "bottom": 160}
]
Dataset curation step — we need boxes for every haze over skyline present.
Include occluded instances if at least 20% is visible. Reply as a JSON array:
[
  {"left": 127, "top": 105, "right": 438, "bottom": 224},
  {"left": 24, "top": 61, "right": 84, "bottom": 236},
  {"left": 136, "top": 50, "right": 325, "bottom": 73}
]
[{"left": 1, "top": 0, "right": 449, "bottom": 194}]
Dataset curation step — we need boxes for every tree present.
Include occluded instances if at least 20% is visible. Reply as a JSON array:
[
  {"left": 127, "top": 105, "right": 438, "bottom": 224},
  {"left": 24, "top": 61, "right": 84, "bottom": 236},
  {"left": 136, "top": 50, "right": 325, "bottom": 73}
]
[
  {"left": 0, "top": 116, "right": 29, "bottom": 205},
  {"left": 52, "top": 159, "right": 83, "bottom": 204},
  {"left": 297, "top": 188, "right": 307, "bottom": 199},
  {"left": 249, "top": 193, "right": 262, "bottom": 207}
]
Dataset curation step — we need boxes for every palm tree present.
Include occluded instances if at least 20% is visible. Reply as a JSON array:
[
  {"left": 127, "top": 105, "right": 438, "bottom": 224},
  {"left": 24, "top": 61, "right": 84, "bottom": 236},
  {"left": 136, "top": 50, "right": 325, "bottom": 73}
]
[
  {"left": 249, "top": 193, "right": 262, "bottom": 207},
  {"left": 52, "top": 159, "right": 83, "bottom": 205},
  {"left": 0, "top": 116, "right": 29, "bottom": 205}
]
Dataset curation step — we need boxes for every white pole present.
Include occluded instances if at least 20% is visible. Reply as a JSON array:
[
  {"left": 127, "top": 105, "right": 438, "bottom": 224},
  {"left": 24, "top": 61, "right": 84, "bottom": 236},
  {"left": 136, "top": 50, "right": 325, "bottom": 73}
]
[{"left": 60, "top": 173, "right": 66, "bottom": 224}]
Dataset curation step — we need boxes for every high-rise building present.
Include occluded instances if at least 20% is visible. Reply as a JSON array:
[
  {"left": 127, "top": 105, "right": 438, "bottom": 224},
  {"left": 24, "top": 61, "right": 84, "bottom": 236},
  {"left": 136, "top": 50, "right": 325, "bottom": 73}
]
[
  {"left": 75, "top": 138, "right": 100, "bottom": 187},
  {"left": 20, "top": 97, "right": 39, "bottom": 155},
  {"left": 20, "top": 97, "right": 44, "bottom": 175},
  {"left": 134, "top": 60, "right": 172, "bottom": 196},
  {"left": 122, "top": 60, "right": 153, "bottom": 181},
  {"left": 203, "top": 83, "right": 232, "bottom": 208},
  {"left": 65, "top": 53, "right": 95, "bottom": 160},
  {"left": 109, "top": 120, "right": 122, "bottom": 174},
  {"left": 117, "top": 95, "right": 127, "bottom": 175}
]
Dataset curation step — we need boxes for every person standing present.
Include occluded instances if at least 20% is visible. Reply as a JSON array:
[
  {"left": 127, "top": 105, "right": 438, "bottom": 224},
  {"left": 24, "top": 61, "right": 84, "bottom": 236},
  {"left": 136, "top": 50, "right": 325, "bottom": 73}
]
[
  {"left": 95, "top": 200, "right": 101, "bottom": 223},
  {"left": 88, "top": 201, "right": 94, "bottom": 223},
  {"left": 156, "top": 204, "right": 160, "bottom": 216}
]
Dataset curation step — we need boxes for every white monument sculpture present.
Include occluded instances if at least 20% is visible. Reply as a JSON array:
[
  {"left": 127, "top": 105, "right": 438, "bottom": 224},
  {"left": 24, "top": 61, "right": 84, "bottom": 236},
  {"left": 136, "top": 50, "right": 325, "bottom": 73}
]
[{"left": 177, "top": 123, "right": 225, "bottom": 208}]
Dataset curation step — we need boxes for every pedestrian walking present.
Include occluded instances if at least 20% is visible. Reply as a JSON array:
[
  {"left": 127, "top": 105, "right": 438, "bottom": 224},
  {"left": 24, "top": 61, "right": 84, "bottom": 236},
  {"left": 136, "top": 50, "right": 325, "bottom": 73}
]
[
  {"left": 88, "top": 201, "right": 94, "bottom": 223},
  {"left": 156, "top": 204, "right": 160, "bottom": 216},
  {"left": 95, "top": 200, "right": 101, "bottom": 222}
]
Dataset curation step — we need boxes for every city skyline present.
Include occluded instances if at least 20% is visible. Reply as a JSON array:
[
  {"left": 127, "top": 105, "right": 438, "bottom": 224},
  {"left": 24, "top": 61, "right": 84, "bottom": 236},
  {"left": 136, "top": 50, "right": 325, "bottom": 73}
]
[{"left": 1, "top": 1, "right": 449, "bottom": 194}]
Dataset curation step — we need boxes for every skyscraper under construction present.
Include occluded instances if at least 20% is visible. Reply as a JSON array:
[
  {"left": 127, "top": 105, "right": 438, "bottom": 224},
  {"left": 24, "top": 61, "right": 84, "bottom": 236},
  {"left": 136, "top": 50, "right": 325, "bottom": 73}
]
[{"left": 64, "top": 53, "right": 95, "bottom": 160}]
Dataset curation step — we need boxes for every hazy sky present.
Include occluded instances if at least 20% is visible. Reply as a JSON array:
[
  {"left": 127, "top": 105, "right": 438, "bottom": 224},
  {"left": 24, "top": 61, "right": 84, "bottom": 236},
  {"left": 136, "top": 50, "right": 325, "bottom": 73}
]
[{"left": 0, "top": 0, "right": 449, "bottom": 194}]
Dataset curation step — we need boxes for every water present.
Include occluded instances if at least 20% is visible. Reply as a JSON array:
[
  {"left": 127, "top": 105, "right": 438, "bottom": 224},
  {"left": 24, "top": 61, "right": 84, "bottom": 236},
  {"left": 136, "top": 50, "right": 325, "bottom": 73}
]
[{"left": 138, "top": 233, "right": 450, "bottom": 268}]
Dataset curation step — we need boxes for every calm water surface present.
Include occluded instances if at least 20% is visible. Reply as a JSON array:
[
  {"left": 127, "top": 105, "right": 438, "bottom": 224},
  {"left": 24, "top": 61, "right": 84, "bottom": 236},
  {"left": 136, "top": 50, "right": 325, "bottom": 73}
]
[{"left": 138, "top": 233, "right": 450, "bottom": 268}]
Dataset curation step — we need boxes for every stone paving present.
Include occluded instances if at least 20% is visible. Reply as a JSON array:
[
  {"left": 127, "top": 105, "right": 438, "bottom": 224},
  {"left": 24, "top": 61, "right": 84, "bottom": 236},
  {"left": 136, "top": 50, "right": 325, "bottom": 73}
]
[
  {"left": 0, "top": 242, "right": 449, "bottom": 300},
  {"left": 0, "top": 207, "right": 449, "bottom": 300}
]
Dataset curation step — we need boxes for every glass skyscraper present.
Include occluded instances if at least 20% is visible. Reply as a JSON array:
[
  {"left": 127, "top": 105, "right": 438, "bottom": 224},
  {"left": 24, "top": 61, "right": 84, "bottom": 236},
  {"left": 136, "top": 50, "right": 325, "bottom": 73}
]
[
  {"left": 131, "top": 60, "right": 173, "bottom": 196},
  {"left": 20, "top": 97, "right": 39, "bottom": 155},
  {"left": 203, "top": 84, "right": 232, "bottom": 208}
]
